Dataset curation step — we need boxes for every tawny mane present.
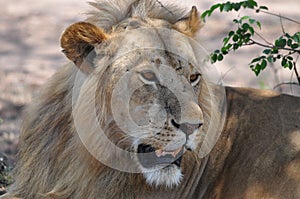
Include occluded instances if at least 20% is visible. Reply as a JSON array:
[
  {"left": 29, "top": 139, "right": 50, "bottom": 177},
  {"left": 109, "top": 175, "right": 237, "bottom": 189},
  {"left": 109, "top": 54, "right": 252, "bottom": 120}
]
[{"left": 87, "top": 0, "right": 186, "bottom": 32}]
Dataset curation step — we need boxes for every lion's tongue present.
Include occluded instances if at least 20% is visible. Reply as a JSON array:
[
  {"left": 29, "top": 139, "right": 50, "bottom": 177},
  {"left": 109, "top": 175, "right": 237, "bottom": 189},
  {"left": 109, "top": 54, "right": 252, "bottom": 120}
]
[{"left": 137, "top": 144, "right": 183, "bottom": 169}]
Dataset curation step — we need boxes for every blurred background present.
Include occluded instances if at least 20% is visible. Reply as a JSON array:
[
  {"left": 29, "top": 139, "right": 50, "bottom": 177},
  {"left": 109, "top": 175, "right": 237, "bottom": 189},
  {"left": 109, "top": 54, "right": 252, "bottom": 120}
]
[{"left": 0, "top": 0, "right": 299, "bottom": 169}]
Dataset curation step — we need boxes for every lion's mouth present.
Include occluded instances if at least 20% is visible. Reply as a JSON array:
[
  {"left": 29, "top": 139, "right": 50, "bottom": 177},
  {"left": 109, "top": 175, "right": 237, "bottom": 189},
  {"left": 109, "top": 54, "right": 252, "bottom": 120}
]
[{"left": 137, "top": 144, "right": 184, "bottom": 169}]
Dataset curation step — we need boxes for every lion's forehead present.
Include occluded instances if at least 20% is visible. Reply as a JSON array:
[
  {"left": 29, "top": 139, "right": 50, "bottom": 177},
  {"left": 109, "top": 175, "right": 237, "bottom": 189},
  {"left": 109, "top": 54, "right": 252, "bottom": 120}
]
[{"left": 101, "top": 27, "right": 199, "bottom": 69}]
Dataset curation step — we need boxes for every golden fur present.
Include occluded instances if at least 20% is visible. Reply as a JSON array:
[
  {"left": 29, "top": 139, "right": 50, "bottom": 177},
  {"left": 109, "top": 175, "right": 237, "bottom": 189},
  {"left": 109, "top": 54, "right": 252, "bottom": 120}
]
[{"left": 1, "top": 0, "right": 300, "bottom": 198}]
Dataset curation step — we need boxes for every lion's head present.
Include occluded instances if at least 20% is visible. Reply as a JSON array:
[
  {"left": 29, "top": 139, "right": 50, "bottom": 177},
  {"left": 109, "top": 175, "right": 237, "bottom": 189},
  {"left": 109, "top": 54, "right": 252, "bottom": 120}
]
[
  {"left": 3, "top": 1, "right": 299, "bottom": 199},
  {"left": 59, "top": 0, "right": 226, "bottom": 188}
]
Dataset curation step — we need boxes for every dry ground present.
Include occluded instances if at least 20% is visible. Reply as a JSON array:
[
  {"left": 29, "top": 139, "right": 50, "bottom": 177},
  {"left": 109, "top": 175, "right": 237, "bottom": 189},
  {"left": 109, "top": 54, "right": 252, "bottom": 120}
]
[{"left": 0, "top": 0, "right": 299, "bottom": 193}]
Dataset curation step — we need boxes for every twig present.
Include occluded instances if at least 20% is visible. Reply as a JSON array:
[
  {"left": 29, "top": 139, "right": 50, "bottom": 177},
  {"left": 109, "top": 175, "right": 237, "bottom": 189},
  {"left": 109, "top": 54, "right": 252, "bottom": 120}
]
[
  {"left": 279, "top": 15, "right": 286, "bottom": 35},
  {"left": 259, "top": 10, "right": 300, "bottom": 25},
  {"left": 269, "top": 62, "right": 282, "bottom": 92},
  {"left": 245, "top": 39, "right": 272, "bottom": 48},
  {"left": 293, "top": 62, "right": 300, "bottom": 85},
  {"left": 254, "top": 31, "right": 273, "bottom": 46},
  {"left": 246, "top": 39, "right": 300, "bottom": 53},
  {"left": 273, "top": 81, "right": 299, "bottom": 90},
  {"left": 155, "top": 0, "right": 175, "bottom": 16},
  {"left": 219, "top": 66, "right": 236, "bottom": 84}
]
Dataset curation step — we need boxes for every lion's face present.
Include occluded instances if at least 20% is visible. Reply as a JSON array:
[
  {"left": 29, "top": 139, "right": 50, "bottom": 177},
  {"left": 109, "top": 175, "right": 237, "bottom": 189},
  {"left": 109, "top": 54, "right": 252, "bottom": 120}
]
[
  {"left": 108, "top": 48, "right": 204, "bottom": 187},
  {"left": 91, "top": 27, "right": 205, "bottom": 187},
  {"left": 61, "top": 7, "right": 214, "bottom": 187}
]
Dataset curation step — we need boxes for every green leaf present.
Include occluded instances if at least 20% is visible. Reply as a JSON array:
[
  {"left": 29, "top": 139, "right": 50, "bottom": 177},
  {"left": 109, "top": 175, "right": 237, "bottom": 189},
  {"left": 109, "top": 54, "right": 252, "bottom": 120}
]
[
  {"left": 244, "top": 0, "right": 257, "bottom": 9},
  {"left": 240, "top": 16, "right": 250, "bottom": 21},
  {"left": 263, "top": 49, "right": 271, "bottom": 54},
  {"left": 210, "top": 4, "right": 221, "bottom": 15},
  {"left": 256, "top": 21, "right": 261, "bottom": 29},
  {"left": 233, "top": 43, "right": 240, "bottom": 50},
  {"left": 267, "top": 55, "right": 274, "bottom": 63},
  {"left": 285, "top": 33, "right": 291, "bottom": 38},
  {"left": 249, "top": 0, "right": 258, "bottom": 7},
  {"left": 225, "top": 43, "right": 233, "bottom": 51},
  {"left": 248, "top": 27, "right": 255, "bottom": 35},
  {"left": 242, "top": 23, "right": 250, "bottom": 30},
  {"left": 253, "top": 64, "right": 261, "bottom": 76},
  {"left": 223, "top": 37, "right": 230, "bottom": 45},
  {"left": 233, "top": 34, "right": 239, "bottom": 42},
  {"left": 275, "top": 38, "right": 287, "bottom": 48},
  {"left": 249, "top": 19, "right": 256, "bottom": 24},
  {"left": 288, "top": 61, "right": 293, "bottom": 70},
  {"left": 243, "top": 33, "right": 251, "bottom": 43},
  {"left": 253, "top": 70, "right": 260, "bottom": 76},
  {"left": 281, "top": 58, "right": 287, "bottom": 67},
  {"left": 292, "top": 32, "right": 300, "bottom": 43},
  {"left": 287, "top": 39, "right": 293, "bottom": 47},
  {"left": 217, "top": 54, "right": 224, "bottom": 61},
  {"left": 237, "top": 28, "right": 246, "bottom": 34},
  {"left": 223, "top": 2, "right": 233, "bottom": 12},
  {"left": 219, "top": 4, "right": 224, "bottom": 12},
  {"left": 281, "top": 57, "right": 293, "bottom": 69},
  {"left": 233, "top": 3, "right": 241, "bottom": 11},
  {"left": 259, "top": 6, "right": 268, "bottom": 10},
  {"left": 211, "top": 53, "right": 218, "bottom": 63},
  {"left": 221, "top": 46, "right": 227, "bottom": 53},
  {"left": 291, "top": 44, "right": 299, "bottom": 49},
  {"left": 200, "top": 10, "right": 210, "bottom": 21},
  {"left": 250, "top": 56, "right": 263, "bottom": 64},
  {"left": 271, "top": 48, "right": 279, "bottom": 54},
  {"left": 228, "top": 31, "right": 235, "bottom": 37},
  {"left": 261, "top": 59, "right": 267, "bottom": 70}
]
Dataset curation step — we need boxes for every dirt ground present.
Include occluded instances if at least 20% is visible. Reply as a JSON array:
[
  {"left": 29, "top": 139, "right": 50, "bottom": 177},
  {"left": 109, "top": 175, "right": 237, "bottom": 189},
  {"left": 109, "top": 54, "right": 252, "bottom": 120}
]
[{"left": 0, "top": 0, "right": 299, "bottom": 192}]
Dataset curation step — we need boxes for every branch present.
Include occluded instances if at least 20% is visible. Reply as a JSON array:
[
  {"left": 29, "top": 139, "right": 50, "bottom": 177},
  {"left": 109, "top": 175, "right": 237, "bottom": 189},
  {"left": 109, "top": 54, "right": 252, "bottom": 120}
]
[
  {"left": 259, "top": 10, "right": 300, "bottom": 25},
  {"left": 279, "top": 15, "right": 286, "bottom": 35},
  {"left": 293, "top": 62, "right": 300, "bottom": 85},
  {"left": 273, "top": 81, "right": 300, "bottom": 89},
  {"left": 155, "top": 0, "right": 175, "bottom": 16},
  {"left": 247, "top": 39, "right": 300, "bottom": 53},
  {"left": 254, "top": 31, "right": 273, "bottom": 46}
]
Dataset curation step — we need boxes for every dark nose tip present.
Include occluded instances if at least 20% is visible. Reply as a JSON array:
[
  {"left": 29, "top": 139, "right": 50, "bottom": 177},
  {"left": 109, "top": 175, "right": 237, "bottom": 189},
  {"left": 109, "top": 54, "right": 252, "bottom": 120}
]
[{"left": 171, "top": 119, "right": 203, "bottom": 135}]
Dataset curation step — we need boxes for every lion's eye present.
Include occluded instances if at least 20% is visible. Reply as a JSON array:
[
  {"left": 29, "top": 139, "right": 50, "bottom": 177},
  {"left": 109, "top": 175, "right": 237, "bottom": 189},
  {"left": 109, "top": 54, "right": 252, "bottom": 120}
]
[
  {"left": 141, "top": 71, "right": 155, "bottom": 80},
  {"left": 138, "top": 70, "right": 159, "bottom": 88},
  {"left": 189, "top": 73, "right": 201, "bottom": 86},
  {"left": 139, "top": 71, "right": 158, "bottom": 82}
]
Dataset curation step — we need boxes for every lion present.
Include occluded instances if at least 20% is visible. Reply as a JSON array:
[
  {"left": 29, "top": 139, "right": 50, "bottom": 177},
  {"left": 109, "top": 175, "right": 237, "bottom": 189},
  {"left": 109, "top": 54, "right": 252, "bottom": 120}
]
[{"left": 1, "top": 0, "right": 300, "bottom": 198}]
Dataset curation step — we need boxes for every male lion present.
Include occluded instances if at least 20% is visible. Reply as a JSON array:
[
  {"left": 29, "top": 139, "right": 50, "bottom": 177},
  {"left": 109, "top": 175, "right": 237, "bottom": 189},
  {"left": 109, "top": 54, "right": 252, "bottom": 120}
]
[{"left": 1, "top": 0, "right": 300, "bottom": 199}]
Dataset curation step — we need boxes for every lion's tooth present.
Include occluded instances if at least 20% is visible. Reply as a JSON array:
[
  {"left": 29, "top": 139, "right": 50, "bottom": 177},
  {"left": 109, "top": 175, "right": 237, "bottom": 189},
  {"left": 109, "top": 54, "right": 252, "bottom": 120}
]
[
  {"left": 173, "top": 147, "right": 182, "bottom": 157},
  {"left": 155, "top": 149, "right": 163, "bottom": 157},
  {"left": 156, "top": 147, "right": 183, "bottom": 157},
  {"left": 172, "top": 151, "right": 176, "bottom": 157}
]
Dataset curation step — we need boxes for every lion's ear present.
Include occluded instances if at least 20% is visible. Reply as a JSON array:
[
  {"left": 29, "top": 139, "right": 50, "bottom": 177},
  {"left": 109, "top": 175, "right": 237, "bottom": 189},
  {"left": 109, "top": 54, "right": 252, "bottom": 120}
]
[
  {"left": 61, "top": 22, "right": 108, "bottom": 74},
  {"left": 173, "top": 6, "right": 202, "bottom": 37}
]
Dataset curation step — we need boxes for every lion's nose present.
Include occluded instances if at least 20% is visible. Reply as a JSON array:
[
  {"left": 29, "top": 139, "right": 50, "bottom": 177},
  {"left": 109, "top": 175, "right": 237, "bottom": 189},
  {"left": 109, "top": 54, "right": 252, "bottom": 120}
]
[{"left": 171, "top": 119, "right": 203, "bottom": 135}]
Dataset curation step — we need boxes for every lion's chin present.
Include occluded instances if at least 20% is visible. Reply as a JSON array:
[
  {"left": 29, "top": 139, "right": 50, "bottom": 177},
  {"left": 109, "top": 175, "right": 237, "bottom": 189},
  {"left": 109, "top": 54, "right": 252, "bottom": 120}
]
[
  {"left": 136, "top": 144, "right": 185, "bottom": 187},
  {"left": 142, "top": 165, "right": 183, "bottom": 188}
]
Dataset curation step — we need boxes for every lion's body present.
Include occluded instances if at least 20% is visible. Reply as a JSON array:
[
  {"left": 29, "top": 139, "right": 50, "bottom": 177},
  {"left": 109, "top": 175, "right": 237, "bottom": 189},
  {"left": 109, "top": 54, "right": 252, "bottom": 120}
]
[{"left": 1, "top": 0, "right": 300, "bottom": 198}]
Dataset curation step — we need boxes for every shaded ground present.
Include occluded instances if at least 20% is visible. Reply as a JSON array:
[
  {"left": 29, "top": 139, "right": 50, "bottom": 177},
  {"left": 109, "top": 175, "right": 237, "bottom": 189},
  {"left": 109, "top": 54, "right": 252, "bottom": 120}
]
[{"left": 0, "top": 0, "right": 299, "bottom": 194}]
